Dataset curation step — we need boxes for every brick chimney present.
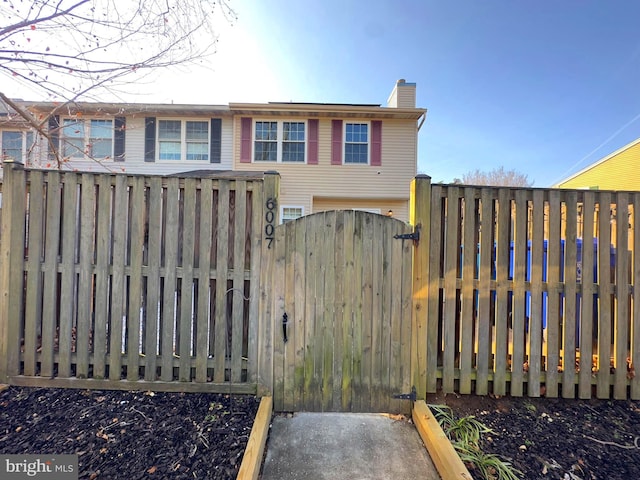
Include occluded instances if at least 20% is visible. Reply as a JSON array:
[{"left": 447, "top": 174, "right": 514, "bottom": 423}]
[{"left": 386, "top": 79, "right": 416, "bottom": 108}]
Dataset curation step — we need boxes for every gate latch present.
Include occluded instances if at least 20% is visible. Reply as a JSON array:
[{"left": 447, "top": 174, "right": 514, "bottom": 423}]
[
  {"left": 392, "top": 386, "right": 417, "bottom": 402},
  {"left": 282, "top": 312, "right": 288, "bottom": 343},
  {"left": 393, "top": 224, "right": 420, "bottom": 246}
]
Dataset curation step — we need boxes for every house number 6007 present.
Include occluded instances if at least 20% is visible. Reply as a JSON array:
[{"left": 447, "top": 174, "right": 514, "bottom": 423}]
[{"left": 265, "top": 198, "right": 276, "bottom": 248}]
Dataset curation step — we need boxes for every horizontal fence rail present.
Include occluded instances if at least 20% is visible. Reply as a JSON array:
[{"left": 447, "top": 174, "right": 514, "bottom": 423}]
[
  {"left": 0, "top": 163, "right": 268, "bottom": 393},
  {"left": 422, "top": 181, "right": 640, "bottom": 399}
]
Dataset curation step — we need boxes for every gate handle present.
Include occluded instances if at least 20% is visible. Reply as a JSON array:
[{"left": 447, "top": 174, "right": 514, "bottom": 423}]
[{"left": 282, "top": 312, "right": 288, "bottom": 343}]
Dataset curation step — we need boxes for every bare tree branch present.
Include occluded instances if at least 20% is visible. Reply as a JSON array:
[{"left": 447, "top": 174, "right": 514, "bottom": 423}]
[
  {"left": 1, "top": 0, "right": 235, "bottom": 168},
  {"left": 455, "top": 166, "right": 534, "bottom": 187}
]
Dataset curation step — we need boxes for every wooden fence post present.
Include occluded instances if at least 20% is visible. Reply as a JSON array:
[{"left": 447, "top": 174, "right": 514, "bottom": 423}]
[
  {"left": 410, "top": 175, "right": 431, "bottom": 399},
  {"left": 0, "top": 160, "right": 26, "bottom": 382},
  {"left": 256, "top": 171, "right": 280, "bottom": 396}
]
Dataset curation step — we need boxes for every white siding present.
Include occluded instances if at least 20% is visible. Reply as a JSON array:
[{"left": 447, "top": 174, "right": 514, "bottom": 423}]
[{"left": 31, "top": 115, "right": 234, "bottom": 176}]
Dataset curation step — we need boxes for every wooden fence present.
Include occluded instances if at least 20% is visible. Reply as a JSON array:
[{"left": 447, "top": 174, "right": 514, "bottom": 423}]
[
  {"left": 413, "top": 177, "right": 640, "bottom": 400},
  {"left": 1, "top": 164, "right": 639, "bottom": 402},
  {"left": 0, "top": 162, "right": 279, "bottom": 393}
]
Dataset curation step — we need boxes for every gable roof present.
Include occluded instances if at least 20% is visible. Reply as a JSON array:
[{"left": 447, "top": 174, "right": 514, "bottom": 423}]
[{"left": 553, "top": 136, "right": 640, "bottom": 188}]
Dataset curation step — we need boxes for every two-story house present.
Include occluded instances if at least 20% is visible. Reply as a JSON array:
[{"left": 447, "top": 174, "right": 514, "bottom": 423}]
[
  {"left": 1, "top": 80, "right": 426, "bottom": 222},
  {"left": 229, "top": 80, "right": 426, "bottom": 222}
]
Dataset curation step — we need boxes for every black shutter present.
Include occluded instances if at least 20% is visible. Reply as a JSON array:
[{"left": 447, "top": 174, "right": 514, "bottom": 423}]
[
  {"left": 48, "top": 115, "right": 60, "bottom": 162},
  {"left": 114, "top": 117, "right": 126, "bottom": 161},
  {"left": 144, "top": 117, "right": 156, "bottom": 162},
  {"left": 210, "top": 118, "right": 221, "bottom": 164}
]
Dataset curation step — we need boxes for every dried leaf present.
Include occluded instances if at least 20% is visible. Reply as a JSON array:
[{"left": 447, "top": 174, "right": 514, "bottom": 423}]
[{"left": 147, "top": 466, "right": 157, "bottom": 474}]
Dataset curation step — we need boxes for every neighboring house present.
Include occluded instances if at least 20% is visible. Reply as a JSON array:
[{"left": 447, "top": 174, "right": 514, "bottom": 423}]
[
  {"left": 2, "top": 79, "right": 426, "bottom": 222},
  {"left": 0, "top": 98, "right": 38, "bottom": 174},
  {"left": 13, "top": 102, "right": 233, "bottom": 175},
  {"left": 554, "top": 137, "right": 640, "bottom": 190}
]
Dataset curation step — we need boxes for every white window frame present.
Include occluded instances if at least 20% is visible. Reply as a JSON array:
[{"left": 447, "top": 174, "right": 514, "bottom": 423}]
[
  {"left": 280, "top": 205, "right": 305, "bottom": 224},
  {"left": 343, "top": 121, "right": 370, "bottom": 165},
  {"left": 61, "top": 118, "right": 114, "bottom": 160},
  {"left": 1, "top": 130, "right": 37, "bottom": 163},
  {"left": 253, "top": 119, "right": 307, "bottom": 163},
  {"left": 157, "top": 118, "right": 210, "bottom": 162}
]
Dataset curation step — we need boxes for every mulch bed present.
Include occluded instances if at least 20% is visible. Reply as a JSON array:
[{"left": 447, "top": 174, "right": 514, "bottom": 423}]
[
  {"left": 0, "top": 386, "right": 260, "bottom": 480},
  {"left": 430, "top": 393, "right": 640, "bottom": 480}
]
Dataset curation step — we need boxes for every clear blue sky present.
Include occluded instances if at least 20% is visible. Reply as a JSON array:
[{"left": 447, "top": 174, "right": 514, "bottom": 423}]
[
  {"left": 209, "top": 0, "right": 640, "bottom": 187},
  {"left": 11, "top": 0, "right": 640, "bottom": 187}
]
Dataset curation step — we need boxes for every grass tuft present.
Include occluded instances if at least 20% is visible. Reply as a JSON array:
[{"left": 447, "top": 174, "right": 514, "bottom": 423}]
[{"left": 428, "top": 403, "right": 523, "bottom": 480}]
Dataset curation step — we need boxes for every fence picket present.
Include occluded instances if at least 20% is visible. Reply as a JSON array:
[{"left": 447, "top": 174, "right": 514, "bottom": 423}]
[
  {"left": 144, "top": 177, "right": 163, "bottom": 382},
  {"left": 24, "top": 170, "right": 45, "bottom": 376},
  {"left": 321, "top": 212, "right": 336, "bottom": 412},
  {"left": 294, "top": 213, "right": 308, "bottom": 411},
  {"left": 546, "top": 190, "right": 562, "bottom": 397},
  {"left": 41, "top": 173, "right": 61, "bottom": 378},
  {"left": 633, "top": 193, "right": 640, "bottom": 399},
  {"left": 341, "top": 212, "right": 355, "bottom": 411},
  {"left": 332, "top": 211, "right": 345, "bottom": 411},
  {"left": 528, "top": 189, "right": 545, "bottom": 397},
  {"left": 459, "top": 188, "right": 476, "bottom": 394},
  {"left": 426, "top": 185, "right": 443, "bottom": 394},
  {"left": 597, "top": 192, "right": 612, "bottom": 397},
  {"left": 159, "top": 177, "right": 179, "bottom": 382},
  {"left": 579, "top": 191, "right": 596, "bottom": 398},
  {"left": 231, "top": 181, "right": 247, "bottom": 383},
  {"left": 494, "top": 188, "right": 511, "bottom": 395},
  {"left": 58, "top": 173, "right": 77, "bottom": 378},
  {"left": 442, "top": 187, "right": 459, "bottom": 393},
  {"left": 562, "top": 191, "right": 578, "bottom": 398},
  {"left": 93, "top": 174, "right": 111, "bottom": 379},
  {"left": 127, "top": 176, "right": 145, "bottom": 382},
  {"left": 283, "top": 219, "right": 296, "bottom": 411},
  {"left": 614, "top": 193, "right": 630, "bottom": 399},
  {"left": 475, "top": 189, "right": 493, "bottom": 395},
  {"left": 109, "top": 175, "right": 128, "bottom": 381}
]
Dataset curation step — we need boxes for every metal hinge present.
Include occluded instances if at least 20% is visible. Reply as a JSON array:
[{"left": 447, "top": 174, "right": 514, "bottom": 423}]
[
  {"left": 393, "top": 224, "right": 421, "bottom": 246},
  {"left": 392, "top": 386, "right": 416, "bottom": 401}
]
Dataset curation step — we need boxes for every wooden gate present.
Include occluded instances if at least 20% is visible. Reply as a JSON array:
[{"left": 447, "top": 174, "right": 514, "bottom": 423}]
[{"left": 260, "top": 210, "right": 414, "bottom": 413}]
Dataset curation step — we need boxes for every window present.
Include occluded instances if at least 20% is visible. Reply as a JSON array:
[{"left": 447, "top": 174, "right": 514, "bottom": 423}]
[
  {"left": 186, "top": 121, "right": 208, "bottom": 160},
  {"left": 158, "top": 119, "right": 209, "bottom": 161},
  {"left": 344, "top": 123, "right": 368, "bottom": 164},
  {"left": 61, "top": 118, "right": 114, "bottom": 159},
  {"left": 254, "top": 121, "right": 277, "bottom": 161},
  {"left": 1, "top": 131, "right": 23, "bottom": 161},
  {"left": 158, "top": 120, "right": 181, "bottom": 160},
  {"left": 254, "top": 120, "right": 306, "bottom": 162},
  {"left": 1, "top": 130, "right": 36, "bottom": 163},
  {"left": 282, "top": 122, "right": 305, "bottom": 162},
  {"left": 281, "top": 206, "right": 304, "bottom": 223}
]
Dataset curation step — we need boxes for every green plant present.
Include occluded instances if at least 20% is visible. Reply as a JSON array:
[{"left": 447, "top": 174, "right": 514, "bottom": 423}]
[
  {"left": 429, "top": 404, "right": 523, "bottom": 480},
  {"left": 429, "top": 404, "right": 492, "bottom": 445},
  {"left": 455, "top": 443, "right": 523, "bottom": 480}
]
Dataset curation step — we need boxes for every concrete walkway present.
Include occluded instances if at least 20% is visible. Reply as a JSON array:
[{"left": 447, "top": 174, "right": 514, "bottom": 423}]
[{"left": 261, "top": 412, "right": 441, "bottom": 480}]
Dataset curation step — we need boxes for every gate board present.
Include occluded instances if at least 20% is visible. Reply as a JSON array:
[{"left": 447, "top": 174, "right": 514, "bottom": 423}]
[{"left": 263, "top": 210, "right": 414, "bottom": 413}]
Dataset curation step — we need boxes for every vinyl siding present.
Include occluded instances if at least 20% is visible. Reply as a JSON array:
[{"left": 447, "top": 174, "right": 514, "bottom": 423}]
[
  {"left": 556, "top": 140, "right": 640, "bottom": 190},
  {"left": 231, "top": 116, "right": 417, "bottom": 222},
  {"left": 32, "top": 115, "right": 233, "bottom": 175},
  {"left": 313, "top": 198, "right": 409, "bottom": 221}
]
